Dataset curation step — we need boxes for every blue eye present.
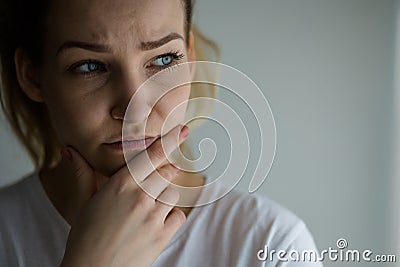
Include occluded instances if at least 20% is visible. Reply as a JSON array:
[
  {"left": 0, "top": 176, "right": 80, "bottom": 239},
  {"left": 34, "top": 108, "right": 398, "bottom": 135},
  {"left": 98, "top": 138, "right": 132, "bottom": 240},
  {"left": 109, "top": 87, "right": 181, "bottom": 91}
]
[
  {"left": 76, "top": 62, "right": 103, "bottom": 73},
  {"left": 152, "top": 55, "right": 174, "bottom": 66},
  {"left": 69, "top": 60, "right": 107, "bottom": 76}
]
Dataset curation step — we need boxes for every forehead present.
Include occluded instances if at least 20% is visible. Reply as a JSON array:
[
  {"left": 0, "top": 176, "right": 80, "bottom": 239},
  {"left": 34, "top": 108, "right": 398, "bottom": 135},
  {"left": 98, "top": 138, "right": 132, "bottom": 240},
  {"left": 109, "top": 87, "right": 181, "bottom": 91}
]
[{"left": 46, "top": 0, "right": 185, "bottom": 49}]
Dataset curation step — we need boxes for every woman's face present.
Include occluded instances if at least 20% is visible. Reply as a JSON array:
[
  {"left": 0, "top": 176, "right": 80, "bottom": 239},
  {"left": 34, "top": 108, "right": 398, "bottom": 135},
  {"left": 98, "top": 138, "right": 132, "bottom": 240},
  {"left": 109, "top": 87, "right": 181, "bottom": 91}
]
[{"left": 38, "top": 0, "right": 193, "bottom": 175}]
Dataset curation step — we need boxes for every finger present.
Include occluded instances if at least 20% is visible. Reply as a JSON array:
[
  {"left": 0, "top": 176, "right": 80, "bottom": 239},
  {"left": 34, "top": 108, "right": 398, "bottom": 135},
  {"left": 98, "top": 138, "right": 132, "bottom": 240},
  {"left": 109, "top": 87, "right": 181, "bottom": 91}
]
[
  {"left": 133, "top": 125, "right": 189, "bottom": 182},
  {"left": 140, "top": 164, "right": 180, "bottom": 199},
  {"left": 61, "top": 146, "right": 98, "bottom": 201},
  {"left": 155, "top": 186, "right": 180, "bottom": 220},
  {"left": 112, "top": 124, "right": 189, "bottom": 184},
  {"left": 163, "top": 207, "right": 186, "bottom": 239}
]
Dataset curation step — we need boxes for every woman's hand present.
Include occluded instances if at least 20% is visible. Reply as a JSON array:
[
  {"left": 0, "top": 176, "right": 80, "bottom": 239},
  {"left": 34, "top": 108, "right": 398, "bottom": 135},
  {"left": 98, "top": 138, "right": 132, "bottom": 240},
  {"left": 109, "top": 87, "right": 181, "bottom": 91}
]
[{"left": 59, "top": 125, "right": 189, "bottom": 267}]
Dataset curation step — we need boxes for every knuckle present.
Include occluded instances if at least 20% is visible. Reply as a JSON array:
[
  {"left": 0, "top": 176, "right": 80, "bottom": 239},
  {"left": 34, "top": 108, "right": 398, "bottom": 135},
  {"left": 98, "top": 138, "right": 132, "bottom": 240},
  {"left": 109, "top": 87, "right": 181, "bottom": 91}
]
[
  {"left": 112, "top": 176, "right": 131, "bottom": 194},
  {"left": 158, "top": 166, "right": 175, "bottom": 180},
  {"left": 136, "top": 190, "right": 154, "bottom": 208},
  {"left": 146, "top": 210, "right": 162, "bottom": 225},
  {"left": 127, "top": 191, "right": 153, "bottom": 217}
]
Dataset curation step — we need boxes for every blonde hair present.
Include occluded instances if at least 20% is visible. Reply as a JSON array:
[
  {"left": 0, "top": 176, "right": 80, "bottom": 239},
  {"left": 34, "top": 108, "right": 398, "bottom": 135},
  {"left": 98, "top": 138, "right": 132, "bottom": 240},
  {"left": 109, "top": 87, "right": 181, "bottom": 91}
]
[
  {"left": 187, "top": 24, "right": 221, "bottom": 128},
  {"left": 0, "top": 20, "right": 220, "bottom": 172}
]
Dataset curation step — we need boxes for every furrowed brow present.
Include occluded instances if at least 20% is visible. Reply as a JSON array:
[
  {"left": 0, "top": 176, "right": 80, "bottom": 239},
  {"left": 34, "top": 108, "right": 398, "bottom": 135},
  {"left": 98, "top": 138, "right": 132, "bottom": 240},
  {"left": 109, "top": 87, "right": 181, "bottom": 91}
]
[
  {"left": 140, "top": 33, "right": 184, "bottom": 51},
  {"left": 56, "top": 41, "right": 111, "bottom": 56}
]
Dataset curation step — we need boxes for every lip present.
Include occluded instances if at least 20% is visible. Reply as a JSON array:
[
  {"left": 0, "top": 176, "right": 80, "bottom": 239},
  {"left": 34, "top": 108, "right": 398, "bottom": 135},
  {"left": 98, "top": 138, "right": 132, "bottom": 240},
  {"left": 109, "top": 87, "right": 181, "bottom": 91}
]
[{"left": 105, "top": 136, "right": 158, "bottom": 151}]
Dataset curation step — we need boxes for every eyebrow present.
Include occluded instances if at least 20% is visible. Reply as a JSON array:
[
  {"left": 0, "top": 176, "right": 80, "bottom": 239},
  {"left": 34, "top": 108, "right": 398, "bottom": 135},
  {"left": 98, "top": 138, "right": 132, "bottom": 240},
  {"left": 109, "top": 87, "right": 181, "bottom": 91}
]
[
  {"left": 139, "top": 32, "right": 184, "bottom": 50},
  {"left": 56, "top": 32, "right": 184, "bottom": 56}
]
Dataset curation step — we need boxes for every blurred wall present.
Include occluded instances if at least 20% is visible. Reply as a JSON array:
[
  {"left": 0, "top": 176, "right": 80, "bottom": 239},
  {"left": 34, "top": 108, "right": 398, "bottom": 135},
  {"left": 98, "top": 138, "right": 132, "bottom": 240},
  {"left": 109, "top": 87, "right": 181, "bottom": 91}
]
[
  {"left": 0, "top": 114, "right": 34, "bottom": 185},
  {"left": 192, "top": 1, "right": 396, "bottom": 266},
  {"left": 393, "top": 0, "right": 400, "bottom": 256}
]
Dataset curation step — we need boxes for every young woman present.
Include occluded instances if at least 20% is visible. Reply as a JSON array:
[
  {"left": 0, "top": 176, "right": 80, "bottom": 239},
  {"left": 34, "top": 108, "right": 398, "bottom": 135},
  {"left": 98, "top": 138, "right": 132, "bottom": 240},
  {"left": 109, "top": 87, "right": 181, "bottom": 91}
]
[{"left": 0, "top": 0, "right": 323, "bottom": 266}]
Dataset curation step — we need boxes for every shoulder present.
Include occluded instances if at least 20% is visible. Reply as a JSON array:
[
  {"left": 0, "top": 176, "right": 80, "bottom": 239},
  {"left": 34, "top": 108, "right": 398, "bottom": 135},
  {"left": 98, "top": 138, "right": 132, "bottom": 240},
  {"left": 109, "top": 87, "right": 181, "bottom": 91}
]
[
  {"left": 0, "top": 173, "right": 37, "bottom": 224},
  {"left": 0, "top": 174, "right": 33, "bottom": 254},
  {"left": 178, "top": 182, "right": 322, "bottom": 266},
  {"left": 0, "top": 173, "right": 69, "bottom": 267},
  {"left": 214, "top": 185, "right": 307, "bottom": 239},
  {"left": 0, "top": 173, "right": 35, "bottom": 203},
  {"left": 196, "top": 182, "right": 318, "bottom": 253}
]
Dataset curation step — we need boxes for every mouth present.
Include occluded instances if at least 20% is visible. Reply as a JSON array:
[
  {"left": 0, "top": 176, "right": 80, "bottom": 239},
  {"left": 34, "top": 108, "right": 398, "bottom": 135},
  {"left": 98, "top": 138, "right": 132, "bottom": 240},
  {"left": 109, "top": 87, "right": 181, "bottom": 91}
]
[{"left": 104, "top": 136, "right": 158, "bottom": 151}]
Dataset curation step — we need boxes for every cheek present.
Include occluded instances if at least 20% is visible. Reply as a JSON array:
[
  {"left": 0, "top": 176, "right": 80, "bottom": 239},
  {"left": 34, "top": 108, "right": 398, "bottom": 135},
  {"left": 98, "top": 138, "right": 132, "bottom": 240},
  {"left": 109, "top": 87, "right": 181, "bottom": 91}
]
[
  {"left": 156, "top": 85, "right": 191, "bottom": 124},
  {"left": 43, "top": 88, "right": 109, "bottom": 147}
]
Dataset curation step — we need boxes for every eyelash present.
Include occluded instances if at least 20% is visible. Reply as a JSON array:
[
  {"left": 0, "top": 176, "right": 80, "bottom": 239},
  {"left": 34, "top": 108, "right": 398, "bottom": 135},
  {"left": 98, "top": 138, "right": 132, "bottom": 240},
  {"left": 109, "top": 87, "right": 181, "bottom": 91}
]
[
  {"left": 149, "top": 51, "right": 185, "bottom": 72},
  {"left": 68, "top": 60, "right": 107, "bottom": 78},
  {"left": 67, "top": 51, "right": 185, "bottom": 78}
]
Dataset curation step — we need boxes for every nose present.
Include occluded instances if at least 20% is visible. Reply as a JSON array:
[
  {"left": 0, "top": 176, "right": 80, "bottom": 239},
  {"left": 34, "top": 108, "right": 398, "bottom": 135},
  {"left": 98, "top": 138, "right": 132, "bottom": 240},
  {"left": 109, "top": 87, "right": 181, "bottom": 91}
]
[{"left": 110, "top": 69, "right": 152, "bottom": 123}]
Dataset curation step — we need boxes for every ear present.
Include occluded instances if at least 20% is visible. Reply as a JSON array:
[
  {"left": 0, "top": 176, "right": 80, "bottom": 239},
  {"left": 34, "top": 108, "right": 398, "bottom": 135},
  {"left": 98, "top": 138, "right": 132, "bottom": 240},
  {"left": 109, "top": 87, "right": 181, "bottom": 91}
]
[
  {"left": 187, "top": 31, "right": 196, "bottom": 80},
  {"left": 14, "top": 47, "right": 44, "bottom": 103}
]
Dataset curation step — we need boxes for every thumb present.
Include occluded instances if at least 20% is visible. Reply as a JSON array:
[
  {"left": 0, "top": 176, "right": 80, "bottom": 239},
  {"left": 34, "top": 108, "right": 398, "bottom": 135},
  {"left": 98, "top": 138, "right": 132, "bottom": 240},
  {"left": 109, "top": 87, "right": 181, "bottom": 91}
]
[{"left": 61, "top": 146, "right": 97, "bottom": 200}]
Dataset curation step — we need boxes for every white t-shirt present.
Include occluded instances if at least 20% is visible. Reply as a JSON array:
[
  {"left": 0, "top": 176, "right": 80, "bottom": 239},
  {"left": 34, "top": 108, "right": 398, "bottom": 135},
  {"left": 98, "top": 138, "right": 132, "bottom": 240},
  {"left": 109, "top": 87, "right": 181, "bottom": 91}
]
[{"left": 0, "top": 172, "right": 323, "bottom": 267}]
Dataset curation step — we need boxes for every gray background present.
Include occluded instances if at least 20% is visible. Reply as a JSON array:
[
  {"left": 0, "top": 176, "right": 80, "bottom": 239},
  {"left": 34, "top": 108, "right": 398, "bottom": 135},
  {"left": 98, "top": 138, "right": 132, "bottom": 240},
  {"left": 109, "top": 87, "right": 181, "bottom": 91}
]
[
  {"left": 1, "top": 0, "right": 399, "bottom": 266},
  {"left": 192, "top": 0, "right": 399, "bottom": 266}
]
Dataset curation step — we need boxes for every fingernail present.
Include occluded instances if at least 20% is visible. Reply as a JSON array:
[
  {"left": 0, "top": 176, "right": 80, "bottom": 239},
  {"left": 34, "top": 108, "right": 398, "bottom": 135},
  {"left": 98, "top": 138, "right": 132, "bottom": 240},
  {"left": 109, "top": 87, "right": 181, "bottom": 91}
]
[
  {"left": 61, "top": 148, "right": 72, "bottom": 162},
  {"left": 180, "top": 125, "right": 189, "bottom": 138}
]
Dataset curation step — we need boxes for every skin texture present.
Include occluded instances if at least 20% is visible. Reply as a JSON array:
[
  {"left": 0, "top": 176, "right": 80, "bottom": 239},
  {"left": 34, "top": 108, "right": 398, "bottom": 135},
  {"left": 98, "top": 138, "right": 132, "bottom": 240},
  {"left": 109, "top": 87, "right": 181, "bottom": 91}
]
[
  {"left": 14, "top": 0, "right": 205, "bottom": 265},
  {"left": 59, "top": 125, "right": 191, "bottom": 267},
  {"left": 40, "top": 0, "right": 191, "bottom": 175}
]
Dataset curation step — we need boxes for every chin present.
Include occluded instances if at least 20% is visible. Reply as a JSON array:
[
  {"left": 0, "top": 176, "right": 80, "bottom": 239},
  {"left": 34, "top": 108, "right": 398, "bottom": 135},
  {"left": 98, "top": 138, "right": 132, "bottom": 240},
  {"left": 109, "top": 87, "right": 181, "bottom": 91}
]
[{"left": 93, "top": 154, "right": 126, "bottom": 177}]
